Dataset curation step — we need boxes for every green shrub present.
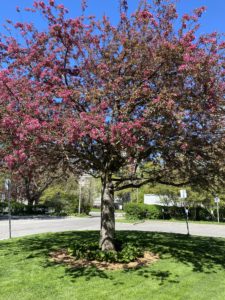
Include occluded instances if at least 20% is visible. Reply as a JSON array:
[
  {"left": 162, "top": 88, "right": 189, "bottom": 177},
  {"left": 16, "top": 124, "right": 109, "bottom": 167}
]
[
  {"left": 11, "top": 202, "right": 27, "bottom": 215},
  {"left": 124, "top": 203, "right": 223, "bottom": 222},
  {"left": 46, "top": 194, "right": 78, "bottom": 215},
  {"left": 40, "top": 185, "right": 91, "bottom": 215},
  {"left": 25, "top": 204, "right": 48, "bottom": 215},
  {"left": 124, "top": 203, "right": 148, "bottom": 219},
  {"left": 40, "top": 185, "right": 91, "bottom": 216},
  {"left": 124, "top": 203, "right": 162, "bottom": 220},
  {"left": 195, "top": 207, "right": 212, "bottom": 221},
  {"left": 165, "top": 206, "right": 185, "bottom": 220},
  {"left": 197, "top": 207, "right": 212, "bottom": 221},
  {"left": 81, "top": 203, "right": 91, "bottom": 215},
  {"left": 68, "top": 241, "right": 144, "bottom": 263},
  {"left": 146, "top": 205, "right": 162, "bottom": 219},
  {"left": 0, "top": 201, "right": 8, "bottom": 214},
  {"left": 0, "top": 202, "right": 48, "bottom": 215},
  {"left": 218, "top": 207, "right": 225, "bottom": 221},
  {"left": 118, "top": 243, "right": 144, "bottom": 263},
  {"left": 165, "top": 206, "right": 213, "bottom": 221}
]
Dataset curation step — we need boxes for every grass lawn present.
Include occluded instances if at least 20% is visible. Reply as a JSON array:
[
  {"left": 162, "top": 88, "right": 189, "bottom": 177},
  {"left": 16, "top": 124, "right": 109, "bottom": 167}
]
[
  {"left": 116, "top": 218, "right": 225, "bottom": 225},
  {"left": 91, "top": 208, "right": 123, "bottom": 213},
  {"left": 0, "top": 231, "right": 225, "bottom": 300}
]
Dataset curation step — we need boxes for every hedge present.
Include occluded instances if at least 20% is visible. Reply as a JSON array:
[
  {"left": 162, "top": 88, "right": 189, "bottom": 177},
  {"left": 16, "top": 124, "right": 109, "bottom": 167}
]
[
  {"left": 0, "top": 202, "right": 48, "bottom": 215},
  {"left": 0, "top": 199, "right": 90, "bottom": 216},
  {"left": 124, "top": 203, "right": 162, "bottom": 220},
  {"left": 124, "top": 203, "right": 224, "bottom": 221}
]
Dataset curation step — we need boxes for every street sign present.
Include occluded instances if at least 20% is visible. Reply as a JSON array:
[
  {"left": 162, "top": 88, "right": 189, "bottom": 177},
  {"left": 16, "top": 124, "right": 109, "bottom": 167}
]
[
  {"left": 214, "top": 197, "right": 220, "bottom": 203},
  {"left": 180, "top": 189, "right": 187, "bottom": 199},
  {"left": 79, "top": 179, "right": 86, "bottom": 187},
  {"left": 79, "top": 174, "right": 91, "bottom": 187}
]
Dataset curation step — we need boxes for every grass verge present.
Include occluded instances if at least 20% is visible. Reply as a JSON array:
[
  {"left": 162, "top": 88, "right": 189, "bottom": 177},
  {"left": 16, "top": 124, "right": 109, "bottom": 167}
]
[
  {"left": 116, "top": 218, "right": 225, "bottom": 225},
  {"left": 90, "top": 208, "right": 124, "bottom": 213},
  {"left": 0, "top": 231, "right": 225, "bottom": 300}
]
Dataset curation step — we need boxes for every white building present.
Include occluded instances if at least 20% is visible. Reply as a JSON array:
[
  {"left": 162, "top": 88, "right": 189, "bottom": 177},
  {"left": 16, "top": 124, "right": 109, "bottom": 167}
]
[{"left": 144, "top": 194, "right": 181, "bottom": 207}]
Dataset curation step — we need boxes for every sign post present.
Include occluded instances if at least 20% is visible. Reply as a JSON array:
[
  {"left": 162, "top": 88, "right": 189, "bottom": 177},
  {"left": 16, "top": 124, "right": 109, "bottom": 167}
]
[
  {"left": 180, "top": 189, "right": 189, "bottom": 235},
  {"left": 5, "top": 179, "right": 12, "bottom": 239},
  {"left": 78, "top": 177, "right": 86, "bottom": 214},
  {"left": 78, "top": 184, "right": 82, "bottom": 214},
  {"left": 184, "top": 207, "right": 190, "bottom": 236},
  {"left": 214, "top": 197, "right": 220, "bottom": 223}
]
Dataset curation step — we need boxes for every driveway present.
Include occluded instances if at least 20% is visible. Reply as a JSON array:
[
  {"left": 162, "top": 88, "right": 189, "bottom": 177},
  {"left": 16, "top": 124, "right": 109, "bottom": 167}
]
[{"left": 1, "top": 216, "right": 225, "bottom": 240}]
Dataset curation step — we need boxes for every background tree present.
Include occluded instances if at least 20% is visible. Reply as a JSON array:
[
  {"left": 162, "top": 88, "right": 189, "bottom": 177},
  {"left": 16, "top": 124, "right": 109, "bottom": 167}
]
[
  {"left": 40, "top": 174, "right": 92, "bottom": 215},
  {"left": 15, "top": 165, "right": 66, "bottom": 206},
  {"left": 0, "top": 0, "right": 224, "bottom": 250},
  {"left": 0, "top": 137, "right": 68, "bottom": 205}
]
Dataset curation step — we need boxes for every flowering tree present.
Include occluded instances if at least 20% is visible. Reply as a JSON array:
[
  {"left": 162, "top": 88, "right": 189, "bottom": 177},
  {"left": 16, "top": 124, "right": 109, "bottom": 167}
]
[
  {"left": 0, "top": 0, "right": 224, "bottom": 250},
  {"left": 12, "top": 163, "right": 67, "bottom": 206},
  {"left": 0, "top": 122, "right": 69, "bottom": 205}
]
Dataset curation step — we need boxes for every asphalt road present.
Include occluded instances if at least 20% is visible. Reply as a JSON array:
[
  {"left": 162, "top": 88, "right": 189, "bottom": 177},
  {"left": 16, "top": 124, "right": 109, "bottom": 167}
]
[{"left": 1, "top": 217, "right": 225, "bottom": 240}]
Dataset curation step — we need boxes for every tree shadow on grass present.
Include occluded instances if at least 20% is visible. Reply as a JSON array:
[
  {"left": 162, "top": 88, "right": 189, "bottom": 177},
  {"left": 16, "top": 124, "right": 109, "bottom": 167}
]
[
  {"left": 117, "top": 231, "right": 225, "bottom": 273},
  {"left": 64, "top": 265, "right": 114, "bottom": 282},
  {"left": 1, "top": 230, "right": 225, "bottom": 283},
  {"left": 135, "top": 269, "right": 179, "bottom": 285}
]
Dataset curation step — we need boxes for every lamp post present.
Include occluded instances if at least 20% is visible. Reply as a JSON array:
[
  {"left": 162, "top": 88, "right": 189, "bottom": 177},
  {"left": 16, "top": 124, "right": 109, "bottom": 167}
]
[{"left": 5, "top": 178, "right": 12, "bottom": 239}]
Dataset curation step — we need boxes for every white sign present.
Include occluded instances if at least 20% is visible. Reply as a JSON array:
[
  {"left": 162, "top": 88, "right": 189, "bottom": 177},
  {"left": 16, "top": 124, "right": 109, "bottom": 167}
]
[
  {"left": 180, "top": 189, "right": 187, "bottom": 199},
  {"left": 4, "top": 179, "right": 11, "bottom": 191},
  {"left": 214, "top": 197, "right": 220, "bottom": 203},
  {"left": 79, "top": 180, "right": 86, "bottom": 187},
  {"left": 144, "top": 194, "right": 164, "bottom": 206},
  {"left": 79, "top": 175, "right": 90, "bottom": 187}
]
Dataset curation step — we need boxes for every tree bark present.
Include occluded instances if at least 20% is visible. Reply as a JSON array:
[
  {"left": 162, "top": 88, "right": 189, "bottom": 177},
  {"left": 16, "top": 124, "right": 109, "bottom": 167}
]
[
  {"left": 27, "top": 197, "right": 34, "bottom": 207},
  {"left": 100, "top": 174, "right": 115, "bottom": 251}
]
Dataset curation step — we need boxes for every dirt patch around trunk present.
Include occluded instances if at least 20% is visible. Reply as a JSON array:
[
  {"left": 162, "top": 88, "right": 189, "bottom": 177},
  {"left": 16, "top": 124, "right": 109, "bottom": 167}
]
[{"left": 50, "top": 249, "right": 159, "bottom": 270}]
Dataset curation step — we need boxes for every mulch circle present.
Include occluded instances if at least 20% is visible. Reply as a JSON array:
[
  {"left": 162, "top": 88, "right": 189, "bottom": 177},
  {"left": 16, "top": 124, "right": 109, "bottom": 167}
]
[{"left": 49, "top": 249, "right": 159, "bottom": 270}]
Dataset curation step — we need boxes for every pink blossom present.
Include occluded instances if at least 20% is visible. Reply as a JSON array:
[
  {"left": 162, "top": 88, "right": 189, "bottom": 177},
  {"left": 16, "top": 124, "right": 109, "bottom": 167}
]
[
  {"left": 152, "top": 96, "right": 161, "bottom": 104},
  {"left": 140, "top": 10, "right": 153, "bottom": 19},
  {"left": 57, "top": 4, "right": 64, "bottom": 10},
  {"left": 5, "top": 155, "right": 16, "bottom": 169},
  {"left": 178, "top": 64, "right": 188, "bottom": 72},
  {"left": 194, "top": 6, "right": 206, "bottom": 17},
  {"left": 181, "top": 143, "right": 188, "bottom": 151}
]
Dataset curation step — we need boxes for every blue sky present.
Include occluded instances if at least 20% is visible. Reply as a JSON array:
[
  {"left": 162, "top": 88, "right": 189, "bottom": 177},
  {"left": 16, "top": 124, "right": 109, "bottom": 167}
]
[{"left": 0, "top": 0, "right": 224, "bottom": 35}]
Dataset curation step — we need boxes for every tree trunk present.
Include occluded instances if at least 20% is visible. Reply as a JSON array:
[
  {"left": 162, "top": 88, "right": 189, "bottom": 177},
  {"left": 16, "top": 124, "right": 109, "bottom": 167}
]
[
  {"left": 34, "top": 196, "right": 40, "bottom": 206},
  {"left": 27, "top": 197, "right": 34, "bottom": 206},
  {"left": 100, "top": 175, "right": 115, "bottom": 251}
]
